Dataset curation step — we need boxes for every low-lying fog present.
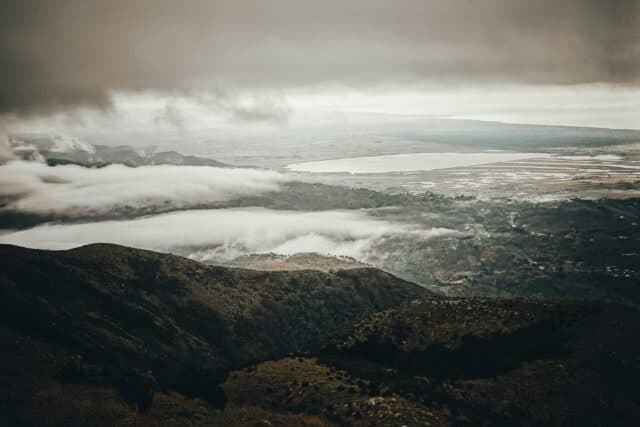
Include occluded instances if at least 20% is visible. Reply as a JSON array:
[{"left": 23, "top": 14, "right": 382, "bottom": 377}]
[
  {"left": 0, "top": 161, "right": 288, "bottom": 216},
  {"left": 0, "top": 207, "right": 455, "bottom": 264}
]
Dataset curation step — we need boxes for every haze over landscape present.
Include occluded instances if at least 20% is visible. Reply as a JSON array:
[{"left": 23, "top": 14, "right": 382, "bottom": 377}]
[{"left": 1, "top": 1, "right": 639, "bottom": 426}]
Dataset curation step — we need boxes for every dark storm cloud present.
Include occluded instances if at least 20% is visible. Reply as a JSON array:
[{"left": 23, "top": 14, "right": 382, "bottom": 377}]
[{"left": 1, "top": 0, "right": 638, "bottom": 115}]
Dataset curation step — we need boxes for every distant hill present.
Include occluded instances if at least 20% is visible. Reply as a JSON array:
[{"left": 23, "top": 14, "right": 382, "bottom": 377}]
[
  {"left": 222, "top": 252, "right": 367, "bottom": 272},
  {"left": 8, "top": 135, "right": 229, "bottom": 168},
  {"left": 0, "top": 243, "right": 430, "bottom": 426}
]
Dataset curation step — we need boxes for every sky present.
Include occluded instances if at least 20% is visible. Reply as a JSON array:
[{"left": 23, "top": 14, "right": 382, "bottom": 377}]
[
  {"left": 1, "top": 0, "right": 639, "bottom": 142},
  {"left": 1, "top": 1, "right": 639, "bottom": 259}
]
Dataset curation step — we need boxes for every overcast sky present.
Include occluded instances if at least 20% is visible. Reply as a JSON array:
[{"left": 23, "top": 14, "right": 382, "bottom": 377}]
[{"left": 2, "top": 0, "right": 639, "bottom": 131}]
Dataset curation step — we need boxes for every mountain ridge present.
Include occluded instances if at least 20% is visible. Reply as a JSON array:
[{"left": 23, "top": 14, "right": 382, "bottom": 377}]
[{"left": 1, "top": 243, "right": 639, "bottom": 426}]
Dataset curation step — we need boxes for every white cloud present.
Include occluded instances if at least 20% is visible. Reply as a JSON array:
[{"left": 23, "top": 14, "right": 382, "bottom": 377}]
[
  {"left": 0, "top": 207, "right": 457, "bottom": 264},
  {"left": 10, "top": 85, "right": 640, "bottom": 154},
  {"left": 0, "top": 161, "right": 288, "bottom": 216},
  {"left": 0, "top": 208, "right": 424, "bottom": 262},
  {"left": 0, "top": 124, "right": 15, "bottom": 164}
]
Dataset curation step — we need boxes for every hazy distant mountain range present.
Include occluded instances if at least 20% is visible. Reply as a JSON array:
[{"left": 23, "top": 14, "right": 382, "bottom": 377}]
[{"left": 9, "top": 134, "right": 229, "bottom": 168}]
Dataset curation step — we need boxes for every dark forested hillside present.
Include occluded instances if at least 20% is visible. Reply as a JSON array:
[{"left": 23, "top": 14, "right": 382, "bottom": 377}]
[
  {"left": 0, "top": 244, "right": 430, "bottom": 426},
  {"left": 1, "top": 244, "right": 638, "bottom": 426}
]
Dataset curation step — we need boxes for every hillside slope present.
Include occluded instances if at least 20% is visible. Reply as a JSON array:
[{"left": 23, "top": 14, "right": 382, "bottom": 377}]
[
  {"left": 221, "top": 252, "right": 366, "bottom": 272},
  {"left": 0, "top": 243, "right": 431, "bottom": 425},
  {"left": 1, "top": 244, "right": 639, "bottom": 426},
  {"left": 221, "top": 297, "right": 640, "bottom": 426}
]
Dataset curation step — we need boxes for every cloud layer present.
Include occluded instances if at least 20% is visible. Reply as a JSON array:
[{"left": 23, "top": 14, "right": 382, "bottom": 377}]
[
  {"left": 0, "top": 207, "right": 427, "bottom": 262},
  {"left": 0, "top": 161, "right": 288, "bottom": 216},
  {"left": 2, "top": 0, "right": 638, "bottom": 115}
]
